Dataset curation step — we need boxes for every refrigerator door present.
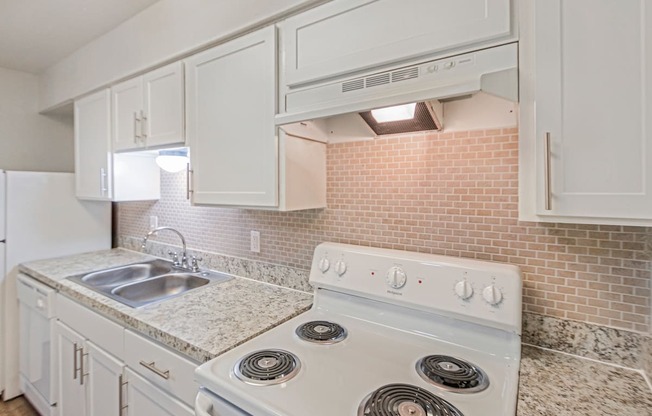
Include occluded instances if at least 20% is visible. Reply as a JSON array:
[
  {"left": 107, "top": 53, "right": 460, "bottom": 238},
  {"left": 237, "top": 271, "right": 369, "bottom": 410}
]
[
  {"left": 2, "top": 171, "right": 111, "bottom": 399},
  {"left": 0, "top": 241, "right": 4, "bottom": 395},
  {"left": 0, "top": 171, "right": 5, "bottom": 241}
]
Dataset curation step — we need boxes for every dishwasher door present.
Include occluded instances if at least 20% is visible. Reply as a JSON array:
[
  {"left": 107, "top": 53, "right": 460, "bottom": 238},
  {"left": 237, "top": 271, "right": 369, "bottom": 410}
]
[{"left": 17, "top": 273, "right": 57, "bottom": 414}]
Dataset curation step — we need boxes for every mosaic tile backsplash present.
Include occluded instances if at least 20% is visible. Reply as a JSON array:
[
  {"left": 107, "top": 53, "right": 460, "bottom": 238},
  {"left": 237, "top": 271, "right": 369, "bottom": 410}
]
[{"left": 117, "top": 128, "right": 651, "bottom": 333}]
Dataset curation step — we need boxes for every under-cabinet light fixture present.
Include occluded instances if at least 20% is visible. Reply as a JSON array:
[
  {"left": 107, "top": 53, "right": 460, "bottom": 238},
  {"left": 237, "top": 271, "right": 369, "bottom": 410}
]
[
  {"left": 156, "top": 148, "right": 189, "bottom": 173},
  {"left": 371, "top": 103, "right": 417, "bottom": 123}
]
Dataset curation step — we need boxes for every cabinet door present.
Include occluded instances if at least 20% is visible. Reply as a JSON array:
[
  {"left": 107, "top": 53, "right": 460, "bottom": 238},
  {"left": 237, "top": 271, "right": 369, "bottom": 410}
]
[
  {"left": 54, "top": 321, "right": 86, "bottom": 416},
  {"left": 186, "top": 26, "right": 277, "bottom": 206},
  {"left": 143, "top": 61, "right": 185, "bottom": 148},
  {"left": 280, "top": 0, "right": 512, "bottom": 87},
  {"left": 112, "top": 77, "right": 144, "bottom": 151},
  {"left": 124, "top": 368, "right": 193, "bottom": 416},
  {"left": 534, "top": 0, "right": 652, "bottom": 220},
  {"left": 74, "top": 89, "right": 112, "bottom": 200},
  {"left": 86, "top": 342, "right": 124, "bottom": 416}
]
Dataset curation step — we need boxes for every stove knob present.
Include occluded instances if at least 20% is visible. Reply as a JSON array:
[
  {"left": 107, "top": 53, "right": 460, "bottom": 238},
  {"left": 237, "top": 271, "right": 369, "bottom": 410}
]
[
  {"left": 334, "top": 260, "right": 347, "bottom": 276},
  {"left": 454, "top": 280, "right": 473, "bottom": 300},
  {"left": 318, "top": 257, "right": 330, "bottom": 273},
  {"left": 482, "top": 285, "right": 503, "bottom": 306},
  {"left": 386, "top": 266, "right": 407, "bottom": 289}
]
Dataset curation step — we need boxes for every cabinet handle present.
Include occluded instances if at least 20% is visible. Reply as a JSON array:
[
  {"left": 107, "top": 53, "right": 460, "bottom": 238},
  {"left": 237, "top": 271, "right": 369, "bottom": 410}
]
[
  {"left": 80, "top": 348, "right": 89, "bottom": 385},
  {"left": 73, "top": 343, "right": 81, "bottom": 380},
  {"left": 140, "top": 110, "right": 148, "bottom": 139},
  {"left": 139, "top": 360, "right": 170, "bottom": 380},
  {"left": 544, "top": 132, "right": 552, "bottom": 210},
  {"left": 100, "top": 168, "right": 108, "bottom": 195},
  {"left": 134, "top": 112, "right": 141, "bottom": 142},
  {"left": 186, "top": 163, "right": 193, "bottom": 200},
  {"left": 118, "top": 374, "right": 128, "bottom": 415}
]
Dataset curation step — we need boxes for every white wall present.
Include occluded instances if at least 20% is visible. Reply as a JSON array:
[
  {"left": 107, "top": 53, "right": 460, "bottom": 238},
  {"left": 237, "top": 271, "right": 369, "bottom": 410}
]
[
  {"left": 0, "top": 67, "right": 73, "bottom": 172},
  {"left": 38, "top": 0, "right": 326, "bottom": 111}
]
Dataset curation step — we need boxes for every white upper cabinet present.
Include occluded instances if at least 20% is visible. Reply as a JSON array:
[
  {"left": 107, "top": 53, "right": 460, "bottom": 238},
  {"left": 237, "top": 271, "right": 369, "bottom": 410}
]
[
  {"left": 76, "top": 90, "right": 160, "bottom": 202},
  {"left": 186, "top": 26, "right": 278, "bottom": 207},
  {"left": 75, "top": 89, "right": 112, "bottom": 201},
  {"left": 279, "top": 0, "right": 514, "bottom": 88},
  {"left": 520, "top": 0, "right": 652, "bottom": 224},
  {"left": 185, "top": 26, "right": 326, "bottom": 210},
  {"left": 112, "top": 62, "right": 185, "bottom": 151}
]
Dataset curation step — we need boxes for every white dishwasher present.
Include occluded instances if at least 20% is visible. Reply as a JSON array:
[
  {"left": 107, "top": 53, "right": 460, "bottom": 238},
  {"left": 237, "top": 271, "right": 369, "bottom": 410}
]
[{"left": 17, "top": 273, "right": 57, "bottom": 416}]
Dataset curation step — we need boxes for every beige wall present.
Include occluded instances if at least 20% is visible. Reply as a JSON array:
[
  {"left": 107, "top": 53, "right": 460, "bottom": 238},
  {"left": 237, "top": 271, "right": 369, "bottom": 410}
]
[
  {"left": 0, "top": 67, "right": 73, "bottom": 172},
  {"left": 117, "top": 128, "right": 651, "bottom": 334},
  {"left": 38, "top": 0, "right": 326, "bottom": 110}
]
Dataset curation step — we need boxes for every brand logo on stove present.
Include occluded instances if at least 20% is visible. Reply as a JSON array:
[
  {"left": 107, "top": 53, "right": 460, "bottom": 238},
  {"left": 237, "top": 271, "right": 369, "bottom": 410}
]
[{"left": 386, "top": 289, "right": 403, "bottom": 296}]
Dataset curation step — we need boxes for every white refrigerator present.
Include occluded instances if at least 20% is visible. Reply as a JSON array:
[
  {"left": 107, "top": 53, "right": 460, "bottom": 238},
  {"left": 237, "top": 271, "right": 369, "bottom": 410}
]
[{"left": 0, "top": 171, "right": 111, "bottom": 401}]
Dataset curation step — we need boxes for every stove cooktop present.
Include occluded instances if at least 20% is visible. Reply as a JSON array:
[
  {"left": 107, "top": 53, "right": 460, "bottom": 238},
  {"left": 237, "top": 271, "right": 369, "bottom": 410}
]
[{"left": 195, "top": 243, "right": 523, "bottom": 416}]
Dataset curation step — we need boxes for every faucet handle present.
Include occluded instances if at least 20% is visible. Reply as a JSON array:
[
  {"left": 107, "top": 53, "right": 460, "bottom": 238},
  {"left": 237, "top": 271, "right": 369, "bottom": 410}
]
[
  {"left": 168, "top": 251, "right": 180, "bottom": 266},
  {"left": 190, "top": 256, "right": 203, "bottom": 272}
]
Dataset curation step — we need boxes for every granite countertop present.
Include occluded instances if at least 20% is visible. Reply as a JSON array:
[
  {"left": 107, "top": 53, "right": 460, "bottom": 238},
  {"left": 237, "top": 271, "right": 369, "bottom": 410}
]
[
  {"left": 20, "top": 249, "right": 652, "bottom": 414},
  {"left": 19, "top": 248, "right": 313, "bottom": 363},
  {"left": 518, "top": 345, "right": 652, "bottom": 415}
]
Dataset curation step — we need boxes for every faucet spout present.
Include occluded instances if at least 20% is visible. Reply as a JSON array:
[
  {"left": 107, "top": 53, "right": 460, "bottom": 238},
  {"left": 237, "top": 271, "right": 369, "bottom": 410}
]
[{"left": 141, "top": 227, "right": 188, "bottom": 268}]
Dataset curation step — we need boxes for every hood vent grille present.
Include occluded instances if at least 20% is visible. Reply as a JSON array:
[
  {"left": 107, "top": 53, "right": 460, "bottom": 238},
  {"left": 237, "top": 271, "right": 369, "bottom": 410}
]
[
  {"left": 341, "top": 64, "right": 421, "bottom": 93},
  {"left": 359, "top": 101, "right": 442, "bottom": 136}
]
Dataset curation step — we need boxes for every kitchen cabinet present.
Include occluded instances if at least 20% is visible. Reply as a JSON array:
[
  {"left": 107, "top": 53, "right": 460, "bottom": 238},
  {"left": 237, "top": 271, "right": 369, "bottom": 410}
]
[
  {"left": 186, "top": 25, "right": 326, "bottom": 210},
  {"left": 75, "top": 89, "right": 112, "bottom": 200},
  {"left": 519, "top": 0, "right": 652, "bottom": 224},
  {"left": 86, "top": 342, "right": 124, "bottom": 416},
  {"left": 54, "top": 321, "right": 86, "bottom": 416},
  {"left": 124, "top": 368, "right": 193, "bottom": 416},
  {"left": 75, "top": 90, "right": 161, "bottom": 201},
  {"left": 112, "top": 61, "right": 185, "bottom": 151},
  {"left": 278, "top": 0, "right": 514, "bottom": 89}
]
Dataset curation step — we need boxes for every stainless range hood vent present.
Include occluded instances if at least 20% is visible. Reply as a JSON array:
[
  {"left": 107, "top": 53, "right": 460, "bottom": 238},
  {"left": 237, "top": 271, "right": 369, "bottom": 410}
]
[{"left": 359, "top": 101, "right": 442, "bottom": 136}]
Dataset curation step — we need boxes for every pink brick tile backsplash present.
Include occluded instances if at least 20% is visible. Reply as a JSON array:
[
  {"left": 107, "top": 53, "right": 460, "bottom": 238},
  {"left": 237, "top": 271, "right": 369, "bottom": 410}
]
[{"left": 117, "top": 128, "right": 651, "bottom": 333}]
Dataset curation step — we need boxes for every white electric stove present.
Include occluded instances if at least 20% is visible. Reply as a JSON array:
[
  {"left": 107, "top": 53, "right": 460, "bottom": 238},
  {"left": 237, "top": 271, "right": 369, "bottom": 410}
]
[{"left": 195, "top": 243, "right": 523, "bottom": 416}]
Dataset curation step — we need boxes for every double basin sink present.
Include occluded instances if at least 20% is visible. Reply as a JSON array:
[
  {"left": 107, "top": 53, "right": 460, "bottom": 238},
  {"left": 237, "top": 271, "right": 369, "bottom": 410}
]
[{"left": 68, "top": 259, "right": 232, "bottom": 308}]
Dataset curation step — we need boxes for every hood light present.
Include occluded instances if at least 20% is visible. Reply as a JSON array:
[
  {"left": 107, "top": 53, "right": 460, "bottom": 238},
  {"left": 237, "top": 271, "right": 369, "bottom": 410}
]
[
  {"left": 156, "top": 148, "right": 189, "bottom": 173},
  {"left": 371, "top": 103, "right": 417, "bottom": 123}
]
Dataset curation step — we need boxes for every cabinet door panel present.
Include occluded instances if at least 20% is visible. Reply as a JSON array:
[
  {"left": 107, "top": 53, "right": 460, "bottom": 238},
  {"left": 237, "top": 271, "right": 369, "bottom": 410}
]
[
  {"left": 534, "top": 0, "right": 652, "bottom": 219},
  {"left": 74, "top": 89, "right": 112, "bottom": 200},
  {"left": 143, "top": 61, "right": 185, "bottom": 147},
  {"left": 86, "top": 342, "right": 124, "bottom": 416},
  {"left": 186, "top": 26, "right": 277, "bottom": 206},
  {"left": 112, "top": 77, "right": 143, "bottom": 151},
  {"left": 125, "top": 368, "right": 193, "bottom": 416},
  {"left": 54, "top": 321, "right": 86, "bottom": 416},
  {"left": 280, "top": 0, "right": 512, "bottom": 87}
]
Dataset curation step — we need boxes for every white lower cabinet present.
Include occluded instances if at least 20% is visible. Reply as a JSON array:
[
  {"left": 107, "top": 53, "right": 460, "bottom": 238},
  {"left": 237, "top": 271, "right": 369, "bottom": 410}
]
[
  {"left": 55, "top": 322, "right": 124, "bottom": 416},
  {"left": 53, "top": 295, "right": 197, "bottom": 416},
  {"left": 124, "top": 368, "right": 193, "bottom": 416}
]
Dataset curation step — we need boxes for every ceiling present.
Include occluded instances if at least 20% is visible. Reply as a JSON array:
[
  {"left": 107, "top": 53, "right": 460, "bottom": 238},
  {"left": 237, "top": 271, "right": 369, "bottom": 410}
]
[{"left": 0, "top": 0, "right": 160, "bottom": 74}]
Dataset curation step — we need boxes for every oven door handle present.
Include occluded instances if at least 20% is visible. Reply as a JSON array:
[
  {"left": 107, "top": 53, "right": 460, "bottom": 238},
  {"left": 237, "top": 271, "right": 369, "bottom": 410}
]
[{"left": 195, "top": 391, "right": 214, "bottom": 416}]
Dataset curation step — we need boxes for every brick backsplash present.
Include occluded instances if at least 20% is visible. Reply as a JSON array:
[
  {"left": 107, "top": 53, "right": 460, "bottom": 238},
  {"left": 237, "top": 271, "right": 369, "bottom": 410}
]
[{"left": 117, "top": 128, "right": 651, "bottom": 333}]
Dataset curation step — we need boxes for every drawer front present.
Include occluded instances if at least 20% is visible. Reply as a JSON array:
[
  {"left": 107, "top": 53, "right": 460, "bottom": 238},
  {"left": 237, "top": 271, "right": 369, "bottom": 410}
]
[
  {"left": 124, "top": 330, "right": 199, "bottom": 407},
  {"left": 56, "top": 294, "right": 124, "bottom": 359}
]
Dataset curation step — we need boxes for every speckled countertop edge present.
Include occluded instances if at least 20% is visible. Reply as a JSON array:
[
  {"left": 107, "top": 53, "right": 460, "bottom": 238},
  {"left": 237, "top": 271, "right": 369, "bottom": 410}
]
[{"left": 19, "top": 249, "right": 313, "bottom": 363}]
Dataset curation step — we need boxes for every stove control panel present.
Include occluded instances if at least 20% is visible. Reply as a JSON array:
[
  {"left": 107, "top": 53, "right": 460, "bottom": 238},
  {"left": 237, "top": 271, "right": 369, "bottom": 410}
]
[{"left": 310, "top": 243, "right": 523, "bottom": 334}]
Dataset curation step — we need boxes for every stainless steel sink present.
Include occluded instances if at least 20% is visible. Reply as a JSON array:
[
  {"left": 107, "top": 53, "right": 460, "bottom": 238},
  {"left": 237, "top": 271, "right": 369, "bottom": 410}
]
[{"left": 68, "top": 260, "right": 232, "bottom": 308}]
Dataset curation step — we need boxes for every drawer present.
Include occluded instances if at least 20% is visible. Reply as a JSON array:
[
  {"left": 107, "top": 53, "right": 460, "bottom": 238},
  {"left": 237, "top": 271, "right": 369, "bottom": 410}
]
[
  {"left": 56, "top": 294, "right": 124, "bottom": 359},
  {"left": 124, "top": 329, "right": 199, "bottom": 407}
]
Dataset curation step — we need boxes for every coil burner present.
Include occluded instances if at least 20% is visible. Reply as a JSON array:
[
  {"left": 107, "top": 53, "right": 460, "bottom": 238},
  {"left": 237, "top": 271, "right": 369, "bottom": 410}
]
[
  {"left": 295, "top": 321, "right": 347, "bottom": 344},
  {"left": 358, "top": 383, "right": 464, "bottom": 416},
  {"left": 416, "top": 355, "right": 489, "bottom": 393},
  {"left": 233, "top": 349, "right": 300, "bottom": 386}
]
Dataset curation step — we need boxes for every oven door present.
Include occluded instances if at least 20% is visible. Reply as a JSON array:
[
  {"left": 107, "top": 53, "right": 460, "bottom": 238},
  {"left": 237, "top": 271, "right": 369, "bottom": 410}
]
[{"left": 195, "top": 389, "right": 252, "bottom": 416}]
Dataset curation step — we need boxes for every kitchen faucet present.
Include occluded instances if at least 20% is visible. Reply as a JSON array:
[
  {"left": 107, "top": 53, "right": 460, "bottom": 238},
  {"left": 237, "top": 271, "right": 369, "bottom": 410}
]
[{"left": 141, "top": 226, "right": 201, "bottom": 271}]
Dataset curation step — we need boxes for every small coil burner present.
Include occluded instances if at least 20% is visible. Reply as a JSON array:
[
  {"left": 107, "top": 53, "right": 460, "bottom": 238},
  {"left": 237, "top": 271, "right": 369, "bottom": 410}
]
[
  {"left": 295, "top": 320, "right": 347, "bottom": 344},
  {"left": 416, "top": 355, "right": 489, "bottom": 393},
  {"left": 358, "top": 383, "right": 464, "bottom": 416},
  {"left": 233, "top": 349, "right": 300, "bottom": 386}
]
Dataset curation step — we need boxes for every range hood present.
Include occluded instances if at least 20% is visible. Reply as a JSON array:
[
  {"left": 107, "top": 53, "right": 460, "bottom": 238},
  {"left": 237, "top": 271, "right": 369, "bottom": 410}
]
[{"left": 275, "top": 43, "right": 518, "bottom": 136}]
